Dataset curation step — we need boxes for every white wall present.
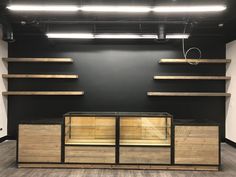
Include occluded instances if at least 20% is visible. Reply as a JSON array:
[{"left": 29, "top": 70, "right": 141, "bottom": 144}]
[
  {"left": 0, "top": 25, "right": 8, "bottom": 138},
  {"left": 226, "top": 40, "right": 236, "bottom": 143}
]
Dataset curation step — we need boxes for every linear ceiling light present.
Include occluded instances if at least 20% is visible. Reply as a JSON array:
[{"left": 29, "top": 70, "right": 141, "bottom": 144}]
[
  {"left": 7, "top": 5, "right": 226, "bottom": 13},
  {"left": 79, "top": 6, "right": 151, "bottom": 13},
  {"left": 6, "top": 5, "right": 79, "bottom": 11},
  {"left": 46, "top": 33, "right": 190, "bottom": 39},
  {"left": 95, "top": 34, "right": 157, "bottom": 39},
  {"left": 166, "top": 34, "right": 190, "bottom": 39},
  {"left": 153, "top": 5, "right": 226, "bottom": 13},
  {"left": 46, "top": 33, "right": 94, "bottom": 39}
]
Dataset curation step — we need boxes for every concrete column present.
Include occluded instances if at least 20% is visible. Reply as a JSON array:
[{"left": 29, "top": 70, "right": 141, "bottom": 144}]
[
  {"left": 0, "top": 25, "right": 8, "bottom": 138},
  {"left": 226, "top": 40, "right": 236, "bottom": 143}
]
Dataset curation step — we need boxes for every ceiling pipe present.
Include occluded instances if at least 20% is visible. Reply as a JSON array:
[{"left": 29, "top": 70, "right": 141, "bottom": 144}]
[
  {"left": 14, "top": 20, "right": 188, "bottom": 25},
  {"left": 0, "top": 7, "right": 15, "bottom": 42}
]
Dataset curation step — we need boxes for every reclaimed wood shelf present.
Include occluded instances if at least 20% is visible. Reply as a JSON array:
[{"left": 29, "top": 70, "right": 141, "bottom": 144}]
[
  {"left": 154, "top": 76, "right": 231, "bottom": 80},
  {"left": 65, "top": 139, "right": 115, "bottom": 146},
  {"left": 2, "top": 74, "right": 79, "bottom": 79},
  {"left": 120, "top": 140, "right": 170, "bottom": 146},
  {"left": 2, "top": 91, "right": 84, "bottom": 96},
  {"left": 2, "top": 58, "right": 73, "bottom": 63},
  {"left": 147, "top": 92, "right": 231, "bottom": 97},
  {"left": 159, "top": 59, "right": 231, "bottom": 64}
]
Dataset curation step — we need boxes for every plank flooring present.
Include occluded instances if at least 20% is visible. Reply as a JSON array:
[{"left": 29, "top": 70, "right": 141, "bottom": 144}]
[{"left": 1, "top": 140, "right": 236, "bottom": 177}]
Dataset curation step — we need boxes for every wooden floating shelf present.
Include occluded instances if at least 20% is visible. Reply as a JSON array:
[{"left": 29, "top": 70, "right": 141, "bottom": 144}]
[
  {"left": 66, "top": 139, "right": 115, "bottom": 146},
  {"left": 2, "top": 91, "right": 84, "bottom": 96},
  {"left": 2, "top": 74, "right": 79, "bottom": 79},
  {"left": 147, "top": 92, "right": 231, "bottom": 97},
  {"left": 159, "top": 59, "right": 231, "bottom": 64},
  {"left": 2, "top": 58, "right": 73, "bottom": 63},
  {"left": 154, "top": 76, "right": 231, "bottom": 80}
]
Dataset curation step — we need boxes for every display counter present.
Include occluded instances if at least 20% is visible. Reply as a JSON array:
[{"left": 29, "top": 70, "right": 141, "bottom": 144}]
[{"left": 17, "top": 112, "right": 220, "bottom": 171}]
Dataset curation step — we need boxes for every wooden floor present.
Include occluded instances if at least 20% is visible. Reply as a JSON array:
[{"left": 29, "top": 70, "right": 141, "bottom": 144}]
[{"left": 1, "top": 140, "right": 236, "bottom": 177}]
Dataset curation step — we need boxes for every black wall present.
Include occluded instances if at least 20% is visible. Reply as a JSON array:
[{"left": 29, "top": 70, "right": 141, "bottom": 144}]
[{"left": 8, "top": 36, "right": 226, "bottom": 140}]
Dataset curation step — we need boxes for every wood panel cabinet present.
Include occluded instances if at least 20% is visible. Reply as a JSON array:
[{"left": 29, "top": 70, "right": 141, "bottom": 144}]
[
  {"left": 17, "top": 113, "right": 221, "bottom": 171},
  {"left": 120, "top": 147, "right": 171, "bottom": 164},
  {"left": 65, "top": 146, "right": 115, "bottom": 163},
  {"left": 18, "top": 124, "right": 61, "bottom": 163},
  {"left": 174, "top": 126, "right": 219, "bottom": 165}
]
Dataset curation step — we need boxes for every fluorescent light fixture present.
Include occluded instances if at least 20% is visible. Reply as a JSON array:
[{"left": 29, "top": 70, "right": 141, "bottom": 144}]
[
  {"left": 46, "top": 33, "right": 189, "bottom": 39},
  {"left": 7, "top": 4, "right": 226, "bottom": 13},
  {"left": 153, "top": 5, "right": 226, "bottom": 13},
  {"left": 7, "top": 5, "right": 79, "bottom": 11},
  {"left": 79, "top": 6, "right": 151, "bottom": 13},
  {"left": 46, "top": 33, "right": 94, "bottom": 39},
  {"left": 166, "top": 34, "right": 190, "bottom": 39},
  {"left": 95, "top": 34, "right": 157, "bottom": 39}
]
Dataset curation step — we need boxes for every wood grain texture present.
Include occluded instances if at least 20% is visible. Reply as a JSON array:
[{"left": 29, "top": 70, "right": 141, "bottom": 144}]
[
  {"left": 18, "top": 163, "right": 219, "bottom": 171},
  {"left": 174, "top": 126, "right": 219, "bottom": 165},
  {"left": 4, "top": 141, "right": 236, "bottom": 176},
  {"left": 2, "top": 91, "right": 85, "bottom": 96},
  {"left": 18, "top": 124, "right": 61, "bottom": 163},
  {"left": 147, "top": 92, "right": 231, "bottom": 97},
  {"left": 120, "top": 147, "right": 171, "bottom": 164},
  {"left": 154, "top": 76, "right": 231, "bottom": 80},
  {"left": 65, "top": 146, "right": 115, "bottom": 163},
  {"left": 159, "top": 59, "right": 231, "bottom": 64},
  {"left": 2, "top": 58, "right": 73, "bottom": 62},
  {"left": 2, "top": 74, "right": 79, "bottom": 79}
]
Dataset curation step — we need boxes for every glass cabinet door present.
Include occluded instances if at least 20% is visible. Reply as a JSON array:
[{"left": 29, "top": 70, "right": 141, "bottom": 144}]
[
  {"left": 120, "top": 117, "right": 171, "bottom": 146},
  {"left": 65, "top": 116, "right": 116, "bottom": 145}
]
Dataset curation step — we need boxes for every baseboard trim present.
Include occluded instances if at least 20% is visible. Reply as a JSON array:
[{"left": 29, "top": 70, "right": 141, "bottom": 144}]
[
  {"left": 6, "top": 136, "right": 16, "bottom": 140},
  {"left": 18, "top": 163, "right": 219, "bottom": 171},
  {"left": 0, "top": 136, "right": 8, "bottom": 143},
  {"left": 225, "top": 138, "right": 236, "bottom": 148}
]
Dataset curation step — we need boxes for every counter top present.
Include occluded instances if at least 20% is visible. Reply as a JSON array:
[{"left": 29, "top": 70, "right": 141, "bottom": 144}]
[
  {"left": 174, "top": 119, "right": 220, "bottom": 125},
  {"left": 64, "top": 112, "right": 173, "bottom": 117},
  {"left": 19, "top": 118, "right": 63, "bottom": 124},
  {"left": 18, "top": 113, "right": 220, "bottom": 126}
]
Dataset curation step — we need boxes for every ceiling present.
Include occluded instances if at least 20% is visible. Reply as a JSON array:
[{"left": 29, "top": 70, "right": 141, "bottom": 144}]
[{"left": 0, "top": 0, "right": 236, "bottom": 42}]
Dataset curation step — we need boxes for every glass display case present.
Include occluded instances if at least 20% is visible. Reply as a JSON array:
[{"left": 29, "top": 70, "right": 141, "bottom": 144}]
[
  {"left": 120, "top": 117, "right": 171, "bottom": 146},
  {"left": 64, "top": 112, "right": 172, "bottom": 164},
  {"left": 65, "top": 116, "right": 116, "bottom": 145},
  {"left": 64, "top": 114, "right": 171, "bottom": 147}
]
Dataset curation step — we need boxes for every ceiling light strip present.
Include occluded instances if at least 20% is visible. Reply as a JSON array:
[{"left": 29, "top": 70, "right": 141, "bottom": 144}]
[
  {"left": 79, "top": 6, "right": 151, "bottom": 13},
  {"left": 153, "top": 5, "right": 227, "bottom": 13},
  {"left": 46, "top": 33, "right": 94, "bottom": 39},
  {"left": 46, "top": 33, "right": 190, "bottom": 39},
  {"left": 7, "top": 5, "right": 226, "bottom": 13},
  {"left": 7, "top": 5, "right": 79, "bottom": 11}
]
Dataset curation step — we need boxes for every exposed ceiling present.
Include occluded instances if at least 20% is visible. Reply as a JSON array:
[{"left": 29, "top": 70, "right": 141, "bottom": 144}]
[{"left": 0, "top": 0, "right": 236, "bottom": 42}]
